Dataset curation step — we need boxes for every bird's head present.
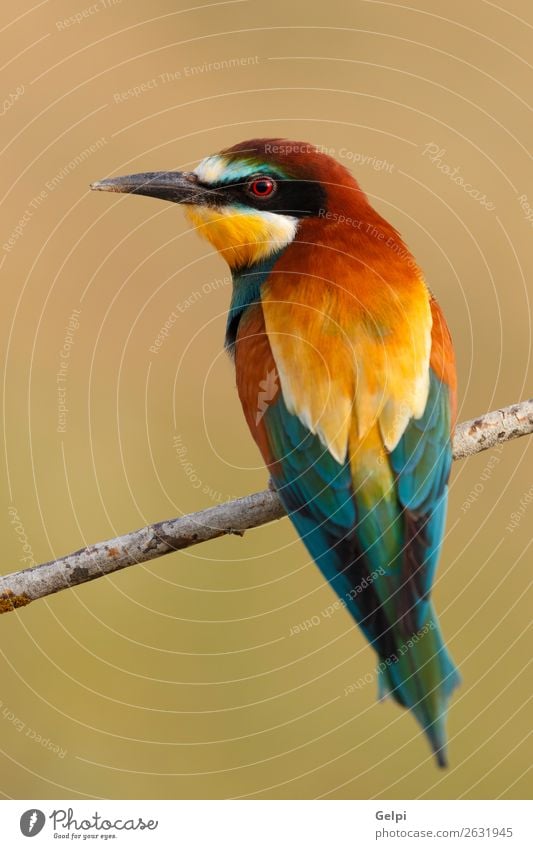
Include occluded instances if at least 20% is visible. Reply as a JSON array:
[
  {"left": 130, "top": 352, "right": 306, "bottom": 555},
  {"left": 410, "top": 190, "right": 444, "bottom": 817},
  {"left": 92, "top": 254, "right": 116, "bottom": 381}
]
[{"left": 91, "top": 138, "right": 369, "bottom": 269}]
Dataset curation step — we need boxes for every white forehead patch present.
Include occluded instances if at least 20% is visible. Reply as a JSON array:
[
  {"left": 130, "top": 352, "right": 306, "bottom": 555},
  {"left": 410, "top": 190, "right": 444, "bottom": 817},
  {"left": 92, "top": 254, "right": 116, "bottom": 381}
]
[
  {"left": 194, "top": 154, "right": 281, "bottom": 186},
  {"left": 194, "top": 155, "right": 227, "bottom": 184}
]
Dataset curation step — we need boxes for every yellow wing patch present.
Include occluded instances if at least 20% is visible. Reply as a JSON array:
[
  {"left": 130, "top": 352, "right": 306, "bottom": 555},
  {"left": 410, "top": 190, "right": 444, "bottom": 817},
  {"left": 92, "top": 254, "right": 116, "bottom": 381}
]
[{"left": 261, "top": 272, "right": 432, "bottom": 464}]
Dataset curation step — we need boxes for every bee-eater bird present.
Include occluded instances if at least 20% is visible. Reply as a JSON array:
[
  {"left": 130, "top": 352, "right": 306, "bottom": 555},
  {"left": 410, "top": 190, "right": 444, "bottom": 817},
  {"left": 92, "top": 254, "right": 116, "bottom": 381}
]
[{"left": 92, "top": 138, "right": 460, "bottom": 766}]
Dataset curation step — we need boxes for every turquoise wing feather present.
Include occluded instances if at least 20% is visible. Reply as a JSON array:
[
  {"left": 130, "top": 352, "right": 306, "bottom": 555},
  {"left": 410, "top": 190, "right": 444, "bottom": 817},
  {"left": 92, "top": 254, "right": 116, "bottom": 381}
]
[{"left": 262, "top": 368, "right": 460, "bottom": 765}]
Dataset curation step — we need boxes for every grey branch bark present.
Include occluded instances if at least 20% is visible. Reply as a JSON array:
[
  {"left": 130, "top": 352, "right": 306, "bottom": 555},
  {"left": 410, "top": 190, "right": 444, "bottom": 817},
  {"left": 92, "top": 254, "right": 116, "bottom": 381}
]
[{"left": 1, "top": 399, "right": 532, "bottom": 615}]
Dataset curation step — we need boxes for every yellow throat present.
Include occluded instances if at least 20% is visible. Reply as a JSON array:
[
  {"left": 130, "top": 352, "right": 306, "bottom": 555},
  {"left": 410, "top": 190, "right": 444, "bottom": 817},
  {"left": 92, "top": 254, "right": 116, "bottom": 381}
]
[{"left": 184, "top": 204, "right": 298, "bottom": 269}]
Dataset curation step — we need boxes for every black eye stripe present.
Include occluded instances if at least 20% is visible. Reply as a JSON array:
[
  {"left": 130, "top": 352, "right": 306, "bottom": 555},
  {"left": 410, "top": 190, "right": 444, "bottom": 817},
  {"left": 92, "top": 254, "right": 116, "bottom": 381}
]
[{"left": 197, "top": 174, "right": 327, "bottom": 218}]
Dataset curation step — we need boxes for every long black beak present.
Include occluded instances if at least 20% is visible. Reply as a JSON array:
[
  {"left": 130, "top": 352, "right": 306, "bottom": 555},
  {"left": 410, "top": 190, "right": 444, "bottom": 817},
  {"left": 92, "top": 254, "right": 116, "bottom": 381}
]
[{"left": 90, "top": 171, "right": 207, "bottom": 204}]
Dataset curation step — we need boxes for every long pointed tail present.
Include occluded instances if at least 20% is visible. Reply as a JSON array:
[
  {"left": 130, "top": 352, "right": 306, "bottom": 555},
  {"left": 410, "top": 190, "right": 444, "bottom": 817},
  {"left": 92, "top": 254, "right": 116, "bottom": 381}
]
[{"left": 377, "top": 604, "right": 460, "bottom": 767}]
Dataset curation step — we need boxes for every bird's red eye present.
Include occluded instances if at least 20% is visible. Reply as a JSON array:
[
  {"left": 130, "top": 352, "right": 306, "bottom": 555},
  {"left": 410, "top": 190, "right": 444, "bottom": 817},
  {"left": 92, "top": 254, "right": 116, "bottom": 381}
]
[{"left": 248, "top": 177, "right": 276, "bottom": 198}]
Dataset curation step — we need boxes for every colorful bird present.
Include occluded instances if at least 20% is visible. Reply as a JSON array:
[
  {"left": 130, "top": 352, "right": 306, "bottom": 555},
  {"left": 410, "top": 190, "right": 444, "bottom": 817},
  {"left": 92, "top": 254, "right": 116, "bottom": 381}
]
[{"left": 92, "top": 138, "right": 460, "bottom": 766}]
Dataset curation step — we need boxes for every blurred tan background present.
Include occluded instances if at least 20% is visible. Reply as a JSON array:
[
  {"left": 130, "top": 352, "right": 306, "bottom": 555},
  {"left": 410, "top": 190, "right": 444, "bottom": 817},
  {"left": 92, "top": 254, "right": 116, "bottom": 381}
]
[{"left": 0, "top": 0, "right": 530, "bottom": 800}]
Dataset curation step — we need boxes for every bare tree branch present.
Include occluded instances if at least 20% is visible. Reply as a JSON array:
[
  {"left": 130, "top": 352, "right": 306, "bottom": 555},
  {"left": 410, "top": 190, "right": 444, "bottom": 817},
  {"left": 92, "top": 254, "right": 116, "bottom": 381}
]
[{"left": 1, "top": 399, "right": 532, "bottom": 615}]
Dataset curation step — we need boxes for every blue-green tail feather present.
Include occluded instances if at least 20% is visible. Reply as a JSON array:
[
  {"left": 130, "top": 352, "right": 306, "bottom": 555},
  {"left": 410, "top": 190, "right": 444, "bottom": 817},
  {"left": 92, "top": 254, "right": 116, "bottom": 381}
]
[
  {"left": 263, "top": 371, "right": 459, "bottom": 767},
  {"left": 377, "top": 603, "right": 460, "bottom": 767}
]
